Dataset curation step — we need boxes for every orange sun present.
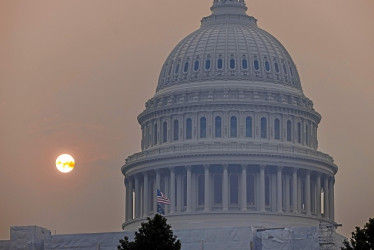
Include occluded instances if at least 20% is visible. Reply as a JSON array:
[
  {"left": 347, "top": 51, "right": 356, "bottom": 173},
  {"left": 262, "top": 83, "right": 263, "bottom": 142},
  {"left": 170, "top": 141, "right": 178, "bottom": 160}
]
[{"left": 56, "top": 154, "right": 75, "bottom": 173}]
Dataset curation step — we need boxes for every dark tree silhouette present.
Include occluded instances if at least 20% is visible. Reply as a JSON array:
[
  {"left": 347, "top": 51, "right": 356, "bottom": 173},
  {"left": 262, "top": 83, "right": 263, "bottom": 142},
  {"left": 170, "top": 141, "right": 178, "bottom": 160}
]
[
  {"left": 342, "top": 218, "right": 374, "bottom": 250},
  {"left": 118, "top": 214, "right": 181, "bottom": 250}
]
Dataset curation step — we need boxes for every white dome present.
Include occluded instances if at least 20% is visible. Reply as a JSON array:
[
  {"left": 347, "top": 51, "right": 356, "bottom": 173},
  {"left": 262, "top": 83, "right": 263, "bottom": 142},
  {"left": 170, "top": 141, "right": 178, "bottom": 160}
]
[{"left": 157, "top": 0, "right": 302, "bottom": 92}]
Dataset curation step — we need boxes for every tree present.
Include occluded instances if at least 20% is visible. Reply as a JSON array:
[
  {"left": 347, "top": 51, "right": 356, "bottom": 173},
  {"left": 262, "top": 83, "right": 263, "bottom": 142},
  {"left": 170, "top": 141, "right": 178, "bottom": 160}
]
[
  {"left": 342, "top": 218, "right": 374, "bottom": 250},
  {"left": 118, "top": 214, "right": 181, "bottom": 250}
]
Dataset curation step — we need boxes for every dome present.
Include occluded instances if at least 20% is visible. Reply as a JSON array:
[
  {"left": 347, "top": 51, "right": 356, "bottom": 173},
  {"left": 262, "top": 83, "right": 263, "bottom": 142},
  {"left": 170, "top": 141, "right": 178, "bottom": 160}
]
[
  {"left": 122, "top": 0, "right": 338, "bottom": 234},
  {"left": 157, "top": 0, "right": 302, "bottom": 93}
]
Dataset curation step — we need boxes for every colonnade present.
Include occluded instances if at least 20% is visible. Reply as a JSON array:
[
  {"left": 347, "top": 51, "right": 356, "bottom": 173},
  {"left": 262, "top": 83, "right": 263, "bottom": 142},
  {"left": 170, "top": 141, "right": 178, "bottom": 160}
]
[{"left": 125, "top": 165, "right": 335, "bottom": 222}]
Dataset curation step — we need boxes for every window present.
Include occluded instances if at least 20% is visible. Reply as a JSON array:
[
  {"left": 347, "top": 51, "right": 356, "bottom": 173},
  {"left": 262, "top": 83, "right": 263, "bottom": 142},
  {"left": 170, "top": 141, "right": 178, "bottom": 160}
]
[
  {"left": 230, "top": 174, "right": 239, "bottom": 205},
  {"left": 275, "top": 62, "right": 280, "bottom": 73},
  {"left": 173, "top": 120, "right": 179, "bottom": 141},
  {"left": 261, "top": 117, "right": 267, "bottom": 139},
  {"left": 168, "top": 64, "right": 173, "bottom": 76},
  {"left": 200, "top": 117, "right": 206, "bottom": 138},
  {"left": 205, "top": 59, "right": 211, "bottom": 70},
  {"left": 198, "top": 175, "right": 204, "bottom": 206},
  {"left": 214, "top": 174, "right": 222, "bottom": 204},
  {"left": 154, "top": 124, "right": 158, "bottom": 145},
  {"left": 247, "top": 174, "right": 255, "bottom": 206},
  {"left": 242, "top": 58, "right": 248, "bottom": 70},
  {"left": 283, "top": 63, "right": 287, "bottom": 75},
  {"left": 289, "top": 66, "right": 293, "bottom": 77},
  {"left": 265, "top": 60, "right": 271, "bottom": 72},
  {"left": 306, "top": 124, "right": 309, "bottom": 146},
  {"left": 297, "top": 122, "right": 302, "bottom": 143},
  {"left": 287, "top": 120, "right": 292, "bottom": 141},
  {"left": 175, "top": 63, "right": 180, "bottom": 74},
  {"left": 230, "top": 116, "right": 237, "bottom": 137},
  {"left": 163, "top": 121, "right": 167, "bottom": 143},
  {"left": 274, "top": 118, "right": 280, "bottom": 140},
  {"left": 215, "top": 116, "right": 222, "bottom": 138},
  {"left": 230, "top": 58, "right": 235, "bottom": 69},
  {"left": 184, "top": 62, "right": 189, "bottom": 73},
  {"left": 254, "top": 59, "right": 260, "bottom": 71},
  {"left": 217, "top": 58, "right": 223, "bottom": 70},
  {"left": 194, "top": 60, "right": 200, "bottom": 72},
  {"left": 246, "top": 116, "right": 253, "bottom": 137},
  {"left": 186, "top": 118, "right": 192, "bottom": 139}
]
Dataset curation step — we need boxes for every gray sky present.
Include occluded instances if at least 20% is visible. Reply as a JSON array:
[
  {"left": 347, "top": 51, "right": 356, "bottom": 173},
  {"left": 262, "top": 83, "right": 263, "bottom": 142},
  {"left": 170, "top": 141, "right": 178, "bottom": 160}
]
[{"left": 0, "top": 0, "right": 373, "bottom": 239}]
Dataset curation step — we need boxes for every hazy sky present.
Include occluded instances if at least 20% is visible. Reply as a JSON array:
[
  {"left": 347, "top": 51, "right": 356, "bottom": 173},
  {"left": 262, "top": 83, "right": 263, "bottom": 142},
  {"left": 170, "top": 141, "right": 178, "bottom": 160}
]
[{"left": 1, "top": 0, "right": 373, "bottom": 239}]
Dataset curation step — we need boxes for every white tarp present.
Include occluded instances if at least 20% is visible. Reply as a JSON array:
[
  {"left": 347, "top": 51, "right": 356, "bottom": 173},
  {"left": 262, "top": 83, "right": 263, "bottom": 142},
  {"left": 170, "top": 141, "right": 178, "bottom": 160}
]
[{"left": 254, "top": 227, "right": 320, "bottom": 250}]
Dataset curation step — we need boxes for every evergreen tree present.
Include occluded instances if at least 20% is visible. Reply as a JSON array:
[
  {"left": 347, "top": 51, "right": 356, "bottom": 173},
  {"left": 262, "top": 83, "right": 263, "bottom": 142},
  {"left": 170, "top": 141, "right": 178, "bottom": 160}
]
[
  {"left": 342, "top": 218, "right": 374, "bottom": 250},
  {"left": 118, "top": 214, "right": 181, "bottom": 250}
]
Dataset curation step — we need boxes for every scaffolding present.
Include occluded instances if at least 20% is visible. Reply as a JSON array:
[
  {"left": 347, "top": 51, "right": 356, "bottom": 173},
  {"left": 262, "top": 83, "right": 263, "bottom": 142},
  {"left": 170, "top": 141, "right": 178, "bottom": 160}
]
[{"left": 319, "top": 223, "right": 336, "bottom": 250}]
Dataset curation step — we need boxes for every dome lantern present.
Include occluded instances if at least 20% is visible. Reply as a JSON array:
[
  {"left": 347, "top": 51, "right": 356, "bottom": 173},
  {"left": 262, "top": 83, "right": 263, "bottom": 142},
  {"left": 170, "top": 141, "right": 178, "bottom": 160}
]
[{"left": 211, "top": 0, "right": 248, "bottom": 16}]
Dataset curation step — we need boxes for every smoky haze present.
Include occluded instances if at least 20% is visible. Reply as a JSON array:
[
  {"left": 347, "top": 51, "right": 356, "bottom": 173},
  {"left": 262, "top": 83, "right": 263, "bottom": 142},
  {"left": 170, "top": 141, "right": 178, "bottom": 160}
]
[{"left": 0, "top": 0, "right": 373, "bottom": 239}]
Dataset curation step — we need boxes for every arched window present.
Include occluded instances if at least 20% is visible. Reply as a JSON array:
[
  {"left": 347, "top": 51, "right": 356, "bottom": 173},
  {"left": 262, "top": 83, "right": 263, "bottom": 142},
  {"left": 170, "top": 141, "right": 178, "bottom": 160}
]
[
  {"left": 287, "top": 120, "right": 292, "bottom": 141},
  {"left": 193, "top": 60, "right": 200, "bottom": 72},
  {"left": 214, "top": 174, "right": 222, "bottom": 205},
  {"left": 163, "top": 121, "right": 167, "bottom": 143},
  {"left": 247, "top": 174, "right": 255, "bottom": 206},
  {"left": 261, "top": 117, "right": 267, "bottom": 139},
  {"left": 168, "top": 64, "right": 173, "bottom": 76},
  {"left": 200, "top": 117, "right": 206, "bottom": 138},
  {"left": 230, "top": 174, "right": 239, "bottom": 205},
  {"left": 254, "top": 59, "right": 260, "bottom": 71},
  {"left": 154, "top": 124, "right": 158, "bottom": 145},
  {"left": 246, "top": 116, "right": 253, "bottom": 137},
  {"left": 283, "top": 63, "right": 288, "bottom": 75},
  {"left": 186, "top": 118, "right": 192, "bottom": 140},
  {"left": 215, "top": 116, "right": 222, "bottom": 138},
  {"left": 230, "top": 58, "right": 235, "bottom": 69},
  {"left": 274, "top": 118, "right": 280, "bottom": 140},
  {"left": 242, "top": 58, "right": 248, "bottom": 70},
  {"left": 217, "top": 58, "right": 223, "bottom": 70},
  {"left": 297, "top": 122, "right": 302, "bottom": 143},
  {"left": 184, "top": 62, "right": 189, "bottom": 73},
  {"left": 265, "top": 60, "right": 271, "bottom": 72},
  {"left": 306, "top": 124, "right": 309, "bottom": 146},
  {"left": 198, "top": 175, "right": 204, "bottom": 206},
  {"left": 205, "top": 59, "right": 211, "bottom": 70},
  {"left": 275, "top": 62, "right": 280, "bottom": 73},
  {"left": 230, "top": 116, "right": 237, "bottom": 137},
  {"left": 175, "top": 63, "right": 180, "bottom": 74},
  {"left": 173, "top": 120, "right": 179, "bottom": 141}
]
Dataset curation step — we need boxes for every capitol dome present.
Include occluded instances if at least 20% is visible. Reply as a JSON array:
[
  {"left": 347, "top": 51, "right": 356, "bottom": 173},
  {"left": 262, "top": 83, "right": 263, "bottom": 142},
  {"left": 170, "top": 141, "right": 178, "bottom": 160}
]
[
  {"left": 122, "top": 0, "right": 338, "bottom": 233},
  {"left": 157, "top": 0, "right": 302, "bottom": 92}
]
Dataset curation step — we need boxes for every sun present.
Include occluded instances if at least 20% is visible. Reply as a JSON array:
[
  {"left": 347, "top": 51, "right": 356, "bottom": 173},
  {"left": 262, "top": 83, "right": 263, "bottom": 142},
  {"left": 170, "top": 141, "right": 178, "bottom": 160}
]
[{"left": 56, "top": 154, "right": 75, "bottom": 173}]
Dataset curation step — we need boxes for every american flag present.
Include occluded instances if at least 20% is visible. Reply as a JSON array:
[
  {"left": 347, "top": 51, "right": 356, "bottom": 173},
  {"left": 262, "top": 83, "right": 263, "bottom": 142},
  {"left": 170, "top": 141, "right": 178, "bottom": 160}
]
[{"left": 157, "top": 189, "right": 171, "bottom": 205}]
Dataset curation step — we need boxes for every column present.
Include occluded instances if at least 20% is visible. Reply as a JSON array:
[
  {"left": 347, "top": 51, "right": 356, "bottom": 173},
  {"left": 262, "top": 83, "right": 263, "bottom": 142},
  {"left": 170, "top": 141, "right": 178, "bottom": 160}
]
[
  {"left": 155, "top": 169, "right": 160, "bottom": 211},
  {"left": 186, "top": 166, "right": 192, "bottom": 212},
  {"left": 329, "top": 177, "right": 335, "bottom": 221},
  {"left": 170, "top": 168, "right": 175, "bottom": 213},
  {"left": 164, "top": 175, "right": 169, "bottom": 214},
  {"left": 316, "top": 174, "right": 321, "bottom": 217},
  {"left": 135, "top": 175, "right": 140, "bottom": 218},
  {"left": 128, "top": 178, "right": 134, "bottom": 220},
  {"left": 177, "top": 174, "right": 182, "bottom": 212},
  {"left": 285, "top": 174, "right": 290, "bottom": 213},
  {"left": 223, "top": 164, "right": 229, "bottom": 211},
  {"left": 297, "top": 176, "right": 302, "bottom": 212},
  {"left": 292, "top": 168, "right": 298, "bottom": 213},
  {"left": 277, "top": 167, "right": 283, "bottom": 213},
  {"left": 305, "top": 170, "right": 311, "bottom": 215},
  {"left": 259, "top": 165, "right": 265, "bottom": 212},
  {"left": 143, "top": 172, "right": 149, "bottom": 217},
  {"left": 125, "top": 179, "right": 129, "bottom": 221},
  {"left": 204, "top": 165, "right": 210, "bottom": 212},
  {"left": 323, "top": 176, "right": 329, "bottom": 219},
  {"left": 241, "top": 165, "right": 247, "bottom": 211}
]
